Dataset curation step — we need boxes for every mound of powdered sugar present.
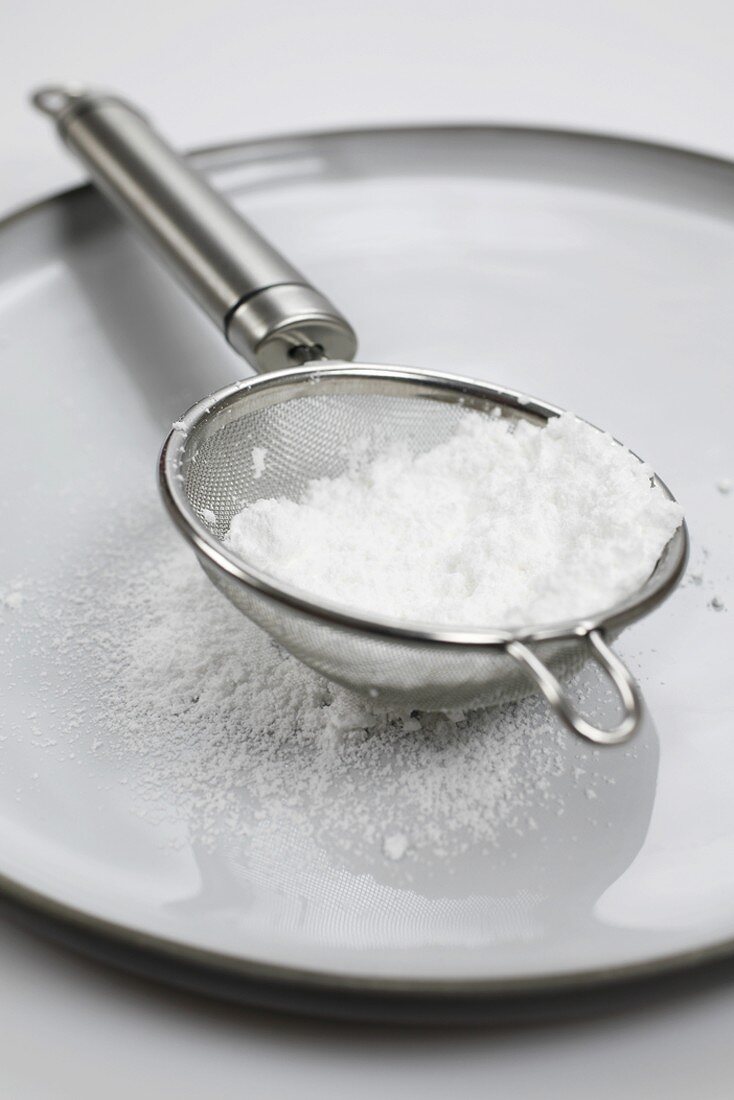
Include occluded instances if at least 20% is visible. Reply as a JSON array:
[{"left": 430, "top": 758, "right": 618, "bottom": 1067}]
[{"left": 226, "top": 411, "right": 683, "bottom": 626}]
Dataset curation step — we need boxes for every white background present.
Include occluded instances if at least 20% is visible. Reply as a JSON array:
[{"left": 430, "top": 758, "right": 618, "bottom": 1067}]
[{"left": 3, "top": 1, "right": 734, "bottom": 1096}]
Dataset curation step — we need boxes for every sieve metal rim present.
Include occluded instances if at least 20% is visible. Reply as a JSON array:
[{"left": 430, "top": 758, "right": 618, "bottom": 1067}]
[{"left": 159, "top": 363, "right": 689, "bottom": 651}]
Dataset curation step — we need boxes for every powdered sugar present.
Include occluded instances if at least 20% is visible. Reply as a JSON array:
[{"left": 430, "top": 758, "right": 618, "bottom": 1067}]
[
  {"left": 1, "top": 580, "right": 25, "bottom": 611},
  {"left": 226, "top": 411, "right": 683, "bottom": 628},
  {"left": 1, "top": 469, "right": 664, "bottom": 870},
  {"left": 382, "top": 832, "right": 409, "bottom": 861},
  {"left": 3, "top": 504, "right": 614, "bottom": 861},
  {"left": 100, "top": 528, "right": 570, "bottom": 857},
  {"left": 251, "top": 446, "right": 267, "bottom": 480}
]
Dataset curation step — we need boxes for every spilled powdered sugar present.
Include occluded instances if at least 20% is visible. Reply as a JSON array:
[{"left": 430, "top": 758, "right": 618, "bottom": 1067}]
[
  {"left": 101, "top": 525, "right": 569, "bottom": 857},
  {"left": 0, "top": 504, "right": 623, "bottom": 864}
]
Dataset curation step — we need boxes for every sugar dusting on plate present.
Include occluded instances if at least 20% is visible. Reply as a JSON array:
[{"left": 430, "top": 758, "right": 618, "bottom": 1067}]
[
  {"left": 1, "top": 484, "right": 672, "bottom": 874},
  {"left": 1, "top": 509, "right": 621, "bottom": 863},
  {"left": 99, "top": 531, "right": 571, "bottom": 858}
]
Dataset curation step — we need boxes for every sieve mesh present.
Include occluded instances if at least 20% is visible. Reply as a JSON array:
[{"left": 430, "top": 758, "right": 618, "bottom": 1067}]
[
  {"left": 186, "top": 391, "right": 473, "bottom": 535},
  {"left": 177, "top": 382, "right": 588, "bottom": 710}
]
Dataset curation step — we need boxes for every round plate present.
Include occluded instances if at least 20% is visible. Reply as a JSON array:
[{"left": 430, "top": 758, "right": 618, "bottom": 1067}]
[{"left": 0, "top": 125, "right": 732, "bottom": 1021}]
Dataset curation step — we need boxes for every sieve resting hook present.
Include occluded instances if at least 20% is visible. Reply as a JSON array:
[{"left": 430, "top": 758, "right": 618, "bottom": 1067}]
[{"left": 507, "top": 629, "right": 641, "bottom": 745}]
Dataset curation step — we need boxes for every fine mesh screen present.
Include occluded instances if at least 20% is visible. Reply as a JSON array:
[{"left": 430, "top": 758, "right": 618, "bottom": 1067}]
[
  {"left": 186, "top": 391, "right": 472, "bottom": 536},
  {"left": 180, "top": 383, "right": 589, "bottom": 710}
]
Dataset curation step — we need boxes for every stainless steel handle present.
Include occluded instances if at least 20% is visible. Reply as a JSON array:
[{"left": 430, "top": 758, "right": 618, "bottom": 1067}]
[
  {"left": 507, "top": 629, "right": 641, "bottom": 745},
  {"left": 32, "top": 85, "right": 357, "bottom": 373}
]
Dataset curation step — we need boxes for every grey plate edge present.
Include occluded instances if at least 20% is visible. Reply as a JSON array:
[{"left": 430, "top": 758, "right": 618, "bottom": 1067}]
[
  {"left": 2, "top": 120, "right": 734, "bottom": 1016},
  {"left": 7, "top": 118, "right": 734, "bottom": 228},
  {"left": 6, "top": 865, "right": 734, "bottom": 1023}
]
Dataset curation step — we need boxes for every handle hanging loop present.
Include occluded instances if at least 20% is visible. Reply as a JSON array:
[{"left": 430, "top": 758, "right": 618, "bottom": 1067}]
[
  {"left": 507, "top": 629, "right": 641, "bottom": 745},
  {"left": 32, "top": 86, "right": 85, "bottom": 120}
]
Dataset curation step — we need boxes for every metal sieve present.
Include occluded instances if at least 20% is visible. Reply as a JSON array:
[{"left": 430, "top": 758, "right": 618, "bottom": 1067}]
[{"left": 35, "top": 86, "right": 689, "bottom": 745}]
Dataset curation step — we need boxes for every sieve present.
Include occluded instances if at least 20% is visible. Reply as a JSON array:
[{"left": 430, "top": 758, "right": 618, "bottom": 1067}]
[{"left": 35, "top": 86, "right": 689, "bottom": 745}]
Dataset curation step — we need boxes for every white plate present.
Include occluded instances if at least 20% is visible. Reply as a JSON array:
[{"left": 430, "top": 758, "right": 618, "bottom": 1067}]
[{"left": 0, "top": 125, "right": 732, "bottom": 1017}]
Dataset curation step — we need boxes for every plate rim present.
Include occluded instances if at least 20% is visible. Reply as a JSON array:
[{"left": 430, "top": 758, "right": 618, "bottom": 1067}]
[
  {"left": 2, "top": 119, "right": 733, "bottom": 1010},
  {"left": 5, "top": 865, "right": 734, "bottom": 1011},
  {"left": 7, "top": 117, "right": 734, "bottom": 229}
]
